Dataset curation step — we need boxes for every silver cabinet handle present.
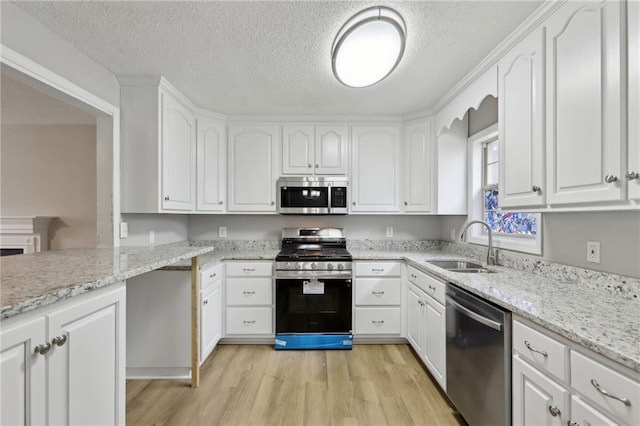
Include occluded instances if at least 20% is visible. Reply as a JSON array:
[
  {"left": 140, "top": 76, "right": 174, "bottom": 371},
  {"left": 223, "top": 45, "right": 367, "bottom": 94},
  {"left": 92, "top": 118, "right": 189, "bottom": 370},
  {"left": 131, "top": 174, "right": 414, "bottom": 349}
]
[
  {"left": 52, "top": 335, "right": 67, "bottom": 347},
  {"left": 371, "top": 320, "right": 384, "bottom": 325},
  {"left": 428, "top": 285, "right": 436, "bottom": 292},
  {"left": 371, "top": 268, "right": 385, "bottom": 272},
  {"left": 532, "top": 185, "right": 541, "bottom": 193},
  {"left": 410, "top": 274, "right": 417, "bottom": 279},
  {"left": 626, "top": 171, "right": 639, "bottom": 180},
  {"left": 203, "top": 299, "right": 208, "bottom": 305},
  {"left": 567, "top": 422, "right": 579, "bottom": 426},
  {"left": 524, "top": 340, "right": 548, "bottom": 357},
  {"left": 548, "top": 406, "right": 561, "bottom": 417},
  {"left": 242, "top": 320, "right": 256, "bottom": 324},
  {"left": 307, "top": 164, "right": 312, "bottom": 168},
  {"left": 604, "top": 174, "right": 618, "bottom": 183},
  {"left": 242, "top": 291, "right": 256, "bottom": 295},
  {"left": 371, "top": 291, "right": 385, "bottom": 295},
  {"left": 34, "top": 342, "right": 51, "bottom": 355},
  {"left": 164, "top": 196, "right": 170, "bottom": 201},
  {"left": 243, "top": 268, "right": 255, "bottom": 272},
  {"left": 590, "top": 379, "right": 632, "bottom": 406},
  {"left": 210, "top": 273, "right": 216, "bottom": 278}
]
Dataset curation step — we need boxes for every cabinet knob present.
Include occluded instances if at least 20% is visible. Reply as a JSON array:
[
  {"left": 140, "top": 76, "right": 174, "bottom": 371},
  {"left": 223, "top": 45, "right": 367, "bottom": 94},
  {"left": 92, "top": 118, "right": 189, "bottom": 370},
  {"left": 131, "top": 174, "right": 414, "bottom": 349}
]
[
  {"left": 34, "top": 342, "right": 51, "bottom": 355},
  {"left": 219, "top": 201, "right": 223, "bottom": 205},
  {"left": 404, "top": 201, "right": 408, "bottom": 206},
  {"left": 626, "top": 171, "right": 639, "bottom": 180},
  {"left": 315, "top": 164, "right": 319, "bottom": 168},
  {"left": 604, "top": 174, "right": 618, "bottom": 183},
  {"left": 271, "top": 201, "right": 275, "bottom": 206},
  {"left": 308, "top": 164, "right": 312, "bottom": 168},
  {"left": 52, "top": 335, "right": 67, "bottom": 347},
  {"left": 548, "top": 406, "right": 561, "bottom": 417},
  {"left": 164, "top": 196, "right": 170, "bottom": 201},
  {"left": 567, "top": 422, "right": 579, "bottom": 426},
  {"left": 352, "top": 202, "right": 356, "bottom": 206},
  {"left": 532, "top": 185, "right": 541, "bottom": 193},
  {"left": 203, "top": 299, "right": 208, "bottom": 305}
]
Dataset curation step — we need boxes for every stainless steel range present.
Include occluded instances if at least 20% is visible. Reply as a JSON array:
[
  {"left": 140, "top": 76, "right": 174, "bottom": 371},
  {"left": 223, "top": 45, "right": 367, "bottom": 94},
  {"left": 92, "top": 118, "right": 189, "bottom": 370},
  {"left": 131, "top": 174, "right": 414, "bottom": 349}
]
[{"left": 274, "top": 228, "right": 353, "bottom": 350}]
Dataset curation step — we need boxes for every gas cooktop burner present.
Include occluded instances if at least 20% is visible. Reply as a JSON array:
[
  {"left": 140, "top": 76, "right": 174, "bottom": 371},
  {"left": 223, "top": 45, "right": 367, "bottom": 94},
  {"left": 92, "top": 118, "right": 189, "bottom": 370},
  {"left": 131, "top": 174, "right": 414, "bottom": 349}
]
[{"left": 276, "top": 228, "right": 352, "bottom": 273}]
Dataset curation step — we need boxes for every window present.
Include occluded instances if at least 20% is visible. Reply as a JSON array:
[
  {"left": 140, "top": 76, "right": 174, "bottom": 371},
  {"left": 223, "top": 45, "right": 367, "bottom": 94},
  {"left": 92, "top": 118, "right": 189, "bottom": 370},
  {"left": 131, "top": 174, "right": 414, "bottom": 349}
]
[{"left": 468, "top": 124, "right": 542, "bottom": 254}]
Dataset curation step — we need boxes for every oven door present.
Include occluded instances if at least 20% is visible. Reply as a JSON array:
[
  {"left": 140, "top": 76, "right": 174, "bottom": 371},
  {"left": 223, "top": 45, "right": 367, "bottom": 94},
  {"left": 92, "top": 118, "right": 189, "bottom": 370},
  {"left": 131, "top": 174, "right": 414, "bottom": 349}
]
[{"left": 275, "top": 277, "right": 353, "bottom": 349}]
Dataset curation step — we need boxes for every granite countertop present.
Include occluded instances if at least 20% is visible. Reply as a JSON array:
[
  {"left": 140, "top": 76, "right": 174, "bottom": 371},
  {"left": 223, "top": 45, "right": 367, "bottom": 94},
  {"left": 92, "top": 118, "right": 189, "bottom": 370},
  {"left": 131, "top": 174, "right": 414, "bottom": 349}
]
[
  {"left": 0, "top": 241, "right": 214, "bottom": 320},
  {"left": 164, "top": 246, "right": 639, "bottom": 372}
]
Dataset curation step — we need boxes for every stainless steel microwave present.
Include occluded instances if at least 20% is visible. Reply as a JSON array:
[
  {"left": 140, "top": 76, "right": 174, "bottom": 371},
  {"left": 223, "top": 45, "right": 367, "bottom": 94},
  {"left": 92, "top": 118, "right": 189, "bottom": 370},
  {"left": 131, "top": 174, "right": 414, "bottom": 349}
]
[{"left": 276, "top": 176, "right": 348, "bottom": 215}]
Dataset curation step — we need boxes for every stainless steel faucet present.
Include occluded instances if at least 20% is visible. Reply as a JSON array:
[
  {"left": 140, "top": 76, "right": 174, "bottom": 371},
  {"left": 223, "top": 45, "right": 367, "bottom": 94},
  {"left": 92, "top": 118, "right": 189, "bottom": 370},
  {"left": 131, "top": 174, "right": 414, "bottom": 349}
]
[{"left": 458, "top": 220, "right": 497, "bottom": 265}]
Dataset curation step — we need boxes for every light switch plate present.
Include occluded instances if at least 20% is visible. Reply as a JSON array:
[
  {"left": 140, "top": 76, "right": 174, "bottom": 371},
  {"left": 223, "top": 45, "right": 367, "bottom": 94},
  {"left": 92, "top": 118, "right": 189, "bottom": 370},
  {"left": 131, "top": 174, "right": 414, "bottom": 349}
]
[
  {"left": 219, "top": 226, "right": 227, "bottom": 238},
  {"left": 587, "top": 241, "right": 600, "bottom": 263},
  {"left": 386, "top": 227, "right": 393, "bottom": 238},
  {"left": 119, "top": 222, "right": 128, "bottom": 239},
  {"left": 149, "top": 230, "right": 155, "bottom": 245}
]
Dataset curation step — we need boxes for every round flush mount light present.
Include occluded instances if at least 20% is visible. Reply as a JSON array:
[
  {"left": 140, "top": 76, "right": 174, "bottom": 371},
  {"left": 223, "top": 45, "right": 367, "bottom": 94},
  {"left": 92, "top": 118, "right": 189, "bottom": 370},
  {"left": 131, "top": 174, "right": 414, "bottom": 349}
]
[{"left": 331, "top": 6, "right": 406, "bottom": 88}]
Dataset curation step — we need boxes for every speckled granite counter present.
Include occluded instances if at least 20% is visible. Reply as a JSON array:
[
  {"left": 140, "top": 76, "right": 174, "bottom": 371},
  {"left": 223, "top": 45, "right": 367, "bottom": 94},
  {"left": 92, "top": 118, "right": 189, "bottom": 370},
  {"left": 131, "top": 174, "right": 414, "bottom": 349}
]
[
  {"left": 0, "top": 241, "right": 214, "bottom": 320},
  {"left": 161, "top": 244, "right": 639, "bottom": 372}
]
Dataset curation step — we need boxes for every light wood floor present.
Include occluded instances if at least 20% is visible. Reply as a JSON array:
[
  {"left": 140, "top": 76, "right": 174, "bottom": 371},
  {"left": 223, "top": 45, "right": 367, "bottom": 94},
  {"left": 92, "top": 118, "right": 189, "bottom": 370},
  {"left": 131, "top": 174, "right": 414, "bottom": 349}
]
[{"left": 126, "top": 344, "right": 465, "bottom": 425}]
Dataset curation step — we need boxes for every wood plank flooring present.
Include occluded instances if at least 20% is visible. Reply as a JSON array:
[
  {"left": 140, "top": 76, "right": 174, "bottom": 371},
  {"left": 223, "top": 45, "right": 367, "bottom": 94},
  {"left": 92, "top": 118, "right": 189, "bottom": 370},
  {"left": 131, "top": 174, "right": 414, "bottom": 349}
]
[{"left": 126, "top": 344, "right": 465, "bottom": 425}]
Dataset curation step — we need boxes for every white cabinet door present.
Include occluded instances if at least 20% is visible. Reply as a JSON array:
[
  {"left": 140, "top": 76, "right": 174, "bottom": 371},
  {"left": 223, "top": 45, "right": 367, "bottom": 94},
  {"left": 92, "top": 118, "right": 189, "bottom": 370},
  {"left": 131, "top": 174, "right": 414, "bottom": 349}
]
[
  {"left": 402, "top": 120, "right": 433, "bottom": 212},
  {"left": 315, "top": 125, "right": 348, "bottom": 175},
  {"left": 569, "top": 395, "right": 619, "bottom": 426},
  {"left": 282, "top": 125, "right": 314, "bottom": 175},
  {"left": 628, "top": 0, "right": 640, "bottom": 200},
  {"left": 228, "top": 125, "right": 279, "bottom": 212},
  {"left": 161, "top": 91, "right": 196, "bottom": 211},
  {"left": 499, "top": 27, "right": 546, "bottom": 207},
  {"left": 407, "top": 284, "right": 424, "bottom": 356},
  {"left": 47, "top": 285, "right": 125, "bottom": 426},
  {"left": 196, "top": 116, "right": 226, "bottom": 211},
  {"left": 351, "top": 126, "right": 400, "bottom": 212},
  {"left": 201, "top": 280, "right": 222, "bottom": 364},
  {"left": 0, "top": 317, "right": 46, "bottom": 426},
  {"left": 513, "top": 354, "right": 570, "bottom": 426},
  {"left": 545, "top": 1, "right": 625, "bottom": 205},
  {"left": 424, "top": 296, "right": 446, "bottom": 390}
]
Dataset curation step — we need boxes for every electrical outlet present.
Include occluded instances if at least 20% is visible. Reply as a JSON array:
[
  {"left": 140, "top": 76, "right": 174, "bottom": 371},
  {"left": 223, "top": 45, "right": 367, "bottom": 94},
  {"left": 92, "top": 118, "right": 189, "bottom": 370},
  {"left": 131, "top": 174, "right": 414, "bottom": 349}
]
[
  {"left": 386, "top": 227, "right": 393, "bottom": 238},
  {"left": 450, "top": 227, "right": 456, "bottom": 240},
  {"left": 119, "top": 222, "right": 128, "bottom": 239},
  {"left": 149, "top": 230, "right": 155, "bottom": 245},
  {"left": 587, "top": 241, "right": 600, "bottom": 263},
  {"left": 219, "top": 226, "right": 227, "bottom": 238}
]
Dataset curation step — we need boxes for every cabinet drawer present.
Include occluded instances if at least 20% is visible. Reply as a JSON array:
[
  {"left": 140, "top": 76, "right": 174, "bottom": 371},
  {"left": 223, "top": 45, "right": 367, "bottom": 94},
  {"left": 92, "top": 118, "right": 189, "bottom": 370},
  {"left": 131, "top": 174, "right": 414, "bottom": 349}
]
[
  {"left": 571, "top": 351, "right": 639, "bottom": 425},
  {"left": 226, "top": 278, "right": 272, "bottom": 305},
  {"left": 355, "top": 262, "right": 401, "bottom": 277},
  {"left": 355, "top": 278, "right": 401, "bottom": 305},
  {"left": 408, "top": 265, "right": 428, "bottom": 287},
  {"left": 200, "top": 263, "right": 222, "bottom": 291},
  {"left": 513, "top": 319, "right": 569, "bottom": 382},
  {"left": 226, "top": 261, "right": 272, "bottom": 277},
  {"left": 355, "top": 307, "right": 401, "bottom": 335},
  {"left": 226, "top": 307, "right": 273, "bottom": 335}
]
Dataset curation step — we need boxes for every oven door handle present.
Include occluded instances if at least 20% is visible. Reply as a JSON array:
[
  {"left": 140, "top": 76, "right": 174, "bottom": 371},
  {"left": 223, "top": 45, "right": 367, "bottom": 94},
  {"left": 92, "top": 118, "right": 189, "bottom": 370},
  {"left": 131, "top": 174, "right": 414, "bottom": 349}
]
[{"left": 446, "top": 296, "right": 502, "bottom": 331}]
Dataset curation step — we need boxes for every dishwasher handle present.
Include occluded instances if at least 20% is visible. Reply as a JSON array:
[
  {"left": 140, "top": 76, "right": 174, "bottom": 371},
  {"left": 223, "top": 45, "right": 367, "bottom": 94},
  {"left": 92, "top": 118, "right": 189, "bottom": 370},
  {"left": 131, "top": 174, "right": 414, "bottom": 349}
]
[{"left": 446, "top": 295, "right": 503, "bottom": 331}]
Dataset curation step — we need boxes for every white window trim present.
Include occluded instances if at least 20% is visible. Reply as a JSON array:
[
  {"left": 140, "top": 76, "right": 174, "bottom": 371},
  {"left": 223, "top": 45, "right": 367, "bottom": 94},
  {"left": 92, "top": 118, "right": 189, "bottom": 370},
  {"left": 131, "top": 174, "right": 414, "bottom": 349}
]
[{"left": 467, "top": 124, "right": 542, "bottom": 255}]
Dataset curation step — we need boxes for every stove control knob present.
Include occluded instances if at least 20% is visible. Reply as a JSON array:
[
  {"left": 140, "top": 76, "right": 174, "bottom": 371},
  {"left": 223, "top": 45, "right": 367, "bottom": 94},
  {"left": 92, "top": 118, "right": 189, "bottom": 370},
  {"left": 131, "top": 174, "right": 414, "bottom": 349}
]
[
  {"left": 285, "top": 263, "right": 291, "bottom": 269},
  {"left": 327, "top": 263, "right": 334, "bottom": 270},
  {"left": 311, "top": 263, "right": 317, "bottom": 270},
  {"left": 295, "top": 263, "right": 301, "bottom": 270},
  {"left": 337, "top": 264, "right": 344, "bottom": 271}
]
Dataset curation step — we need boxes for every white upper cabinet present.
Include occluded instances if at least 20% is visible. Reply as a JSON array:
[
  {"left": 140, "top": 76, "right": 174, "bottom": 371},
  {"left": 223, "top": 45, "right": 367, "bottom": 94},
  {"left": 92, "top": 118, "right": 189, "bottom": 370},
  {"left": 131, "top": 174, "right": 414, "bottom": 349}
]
[
  {"left": 545, "top": 0, "right": 625, "bottom": 205},
  {"left": 196, "top": 116, "right": 227, "bottom": 212},
  {"left": 350, "top": 125, "right": 401, "bottom": 212},
  {"left": 162, "top": 93, "right": 196, "bottom": 211},
  {"left": 628, "top": 0, "right": 640, "bottom": 200},
  {"left": 402, "top": 120, "right": 433, "bottom": 212},
  {"left": 281, "top": 124, "right": 348, "bottom": 175},
  {"left": 228, "top": 124, "right": 279, "bottom": 212},
  {"left": 120, "top": 77, "right": 196, "bottom": 213},
  {"left": 498, "top": 27, "right": 546, "bottom": 208}
]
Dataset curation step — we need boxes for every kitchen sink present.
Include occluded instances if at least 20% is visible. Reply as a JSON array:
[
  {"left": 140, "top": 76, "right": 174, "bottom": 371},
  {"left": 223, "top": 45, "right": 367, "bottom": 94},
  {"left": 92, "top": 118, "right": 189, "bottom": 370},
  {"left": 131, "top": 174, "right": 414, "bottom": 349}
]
[{"left": 426, "top": 260, "right": 495, "bottom": 273}]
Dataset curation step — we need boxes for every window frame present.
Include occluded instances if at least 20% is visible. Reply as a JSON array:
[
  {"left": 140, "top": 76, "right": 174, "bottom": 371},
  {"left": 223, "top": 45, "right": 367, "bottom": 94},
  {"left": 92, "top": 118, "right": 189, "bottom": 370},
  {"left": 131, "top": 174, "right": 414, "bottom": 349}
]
[{"left": 467, "top": 124, "right": 543, "bottom": 255}]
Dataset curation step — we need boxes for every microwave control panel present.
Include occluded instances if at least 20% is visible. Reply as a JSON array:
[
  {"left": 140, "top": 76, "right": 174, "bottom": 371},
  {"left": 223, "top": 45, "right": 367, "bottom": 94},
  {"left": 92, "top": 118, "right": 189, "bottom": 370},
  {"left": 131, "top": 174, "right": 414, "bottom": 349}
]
[{"left": 331, "top": 187, "right": 347, "bottom": 208}]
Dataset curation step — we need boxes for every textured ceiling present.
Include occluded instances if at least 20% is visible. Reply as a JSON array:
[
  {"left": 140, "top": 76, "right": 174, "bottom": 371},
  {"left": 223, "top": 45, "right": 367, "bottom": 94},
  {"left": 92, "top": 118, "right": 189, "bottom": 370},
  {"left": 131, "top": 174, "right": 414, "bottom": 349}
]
[
  {"left": 13, "top": 1, "right": 542, "bottom": 116},
  {"left": 1, "top": 72, "right": 96, "bottom": 125}
]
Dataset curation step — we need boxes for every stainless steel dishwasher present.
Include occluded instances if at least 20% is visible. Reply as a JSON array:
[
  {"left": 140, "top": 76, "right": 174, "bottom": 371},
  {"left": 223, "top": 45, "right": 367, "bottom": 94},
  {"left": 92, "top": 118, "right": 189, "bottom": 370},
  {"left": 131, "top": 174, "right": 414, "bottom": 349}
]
[{"left": 445, "top": 283, "right": 511, "bottom": 426}]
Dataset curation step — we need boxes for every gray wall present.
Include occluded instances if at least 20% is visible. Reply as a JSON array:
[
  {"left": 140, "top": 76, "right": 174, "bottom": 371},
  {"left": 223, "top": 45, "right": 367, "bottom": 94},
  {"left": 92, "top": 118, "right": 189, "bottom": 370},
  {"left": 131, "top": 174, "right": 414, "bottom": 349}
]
[
  {"left": 188, "top": 215, "right": 443, "bottom": 241},
  {"left": 120, "top": 214, "right": 188, "bottom": 246}
]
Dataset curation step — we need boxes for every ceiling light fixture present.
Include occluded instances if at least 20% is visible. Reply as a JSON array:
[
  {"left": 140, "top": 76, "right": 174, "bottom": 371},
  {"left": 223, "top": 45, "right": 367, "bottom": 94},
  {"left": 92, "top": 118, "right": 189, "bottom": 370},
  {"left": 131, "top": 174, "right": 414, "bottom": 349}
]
[{"left": 331, "top": 6, "right": 406, "bottom": 88}]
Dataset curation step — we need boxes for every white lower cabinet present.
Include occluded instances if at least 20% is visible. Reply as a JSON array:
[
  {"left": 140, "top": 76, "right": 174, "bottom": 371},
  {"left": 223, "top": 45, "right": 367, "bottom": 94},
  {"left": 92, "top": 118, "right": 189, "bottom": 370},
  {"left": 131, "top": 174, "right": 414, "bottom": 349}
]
[
  {"left": 512, "top": 317, "right": 640, "bottom": 426},
  {"left": 406, "top": 265, "right": 446, "bottom": 390},
  {"left": 224, "top": 261, "right": 274, "bottom": 338},
  {"left": 200, "top": 263, "right": 222, "bottom": 364},
  {"left": 0, "top": 283, "right": 125, "bottom": 425},
  {"left": 354, "top": 261, "right": 402, "bottom": 338}
]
